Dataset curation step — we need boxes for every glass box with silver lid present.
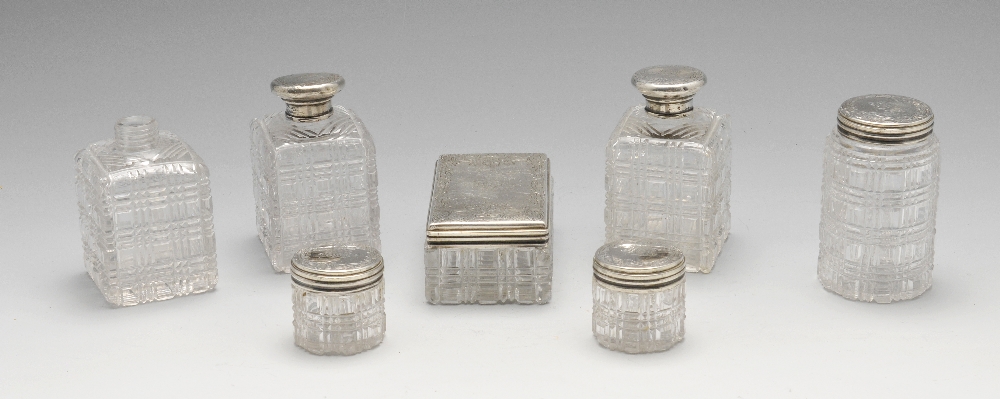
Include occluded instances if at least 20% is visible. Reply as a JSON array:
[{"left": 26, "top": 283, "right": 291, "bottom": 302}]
[
  {"left": 818, "top": 94, "right": 940, "bottom": 303},
  {"left": 75, "top": 116, "right": 218, "bottom": 307},
  {"left": 291, "top": 245, "right": 386, "bottom": 355},
  {"left": 605, "top": 65, "right": 731, "bottom": 273},
  {"left": 251, "top": 73, "right": 381, "bottom": 273},
  {"left": 424, "top": 153, "right": 553, "bottom": 304},
  {"left": 593, "top": 241, "right": 686, "bottom": 353}
]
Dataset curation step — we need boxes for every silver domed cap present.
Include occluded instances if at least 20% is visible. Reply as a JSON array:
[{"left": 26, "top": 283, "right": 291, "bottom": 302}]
[
  {"left": 270, "top": 73, "right": 345, "bottom": 122},
  {"left": 837, "top": 94, "right": 934, "bottom": 143},
  {"left": 593, "top": 241, "right": 686, "bottom": 289},
  {"left": 632, "top": 65, "right": 706, "bottom": 115},
  {"left": 291, "top": 245, "right": 383, "bottom": 292}
]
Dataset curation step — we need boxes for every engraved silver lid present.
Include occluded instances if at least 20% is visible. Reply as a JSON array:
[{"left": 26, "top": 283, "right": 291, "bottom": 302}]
[
  {"left": 837, "top": 94, "right": 934, "bottom": 143},
  {"left": 593, "top": 241, "right": 686, "bottom": 289},
  {"left": 632, "top": 65, "right": 707, "bottom": 116},
  {"left": 270, "top": 73, "right": 345, "bottom": 122},
  {"left": 291, "top": 246, "right": 383, "bottom": 292},
  {"left": 426, "top": 153, "right": 551, "bottom": 245}
]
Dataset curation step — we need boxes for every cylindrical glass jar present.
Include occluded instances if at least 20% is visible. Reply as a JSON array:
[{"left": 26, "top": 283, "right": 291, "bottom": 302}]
[
  {"left": 291, "top": 245, "right": 385, "bottom": 355},
  {"left": 818, "top": 94, "right": 941, "bottom": 303},
  {"left": 592, "top": 241, "right": 686, "bottom": 354}
]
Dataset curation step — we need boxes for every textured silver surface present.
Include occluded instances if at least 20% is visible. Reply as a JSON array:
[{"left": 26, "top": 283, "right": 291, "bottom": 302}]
[
  {"left": 426, "top": 153, "right": 550, "bottom": 234},
  {"left": 291, "top": 246, "right": 384, "bottom": 292},
  {"left": 593, "top": 241, "right": 686, "bottom": 289},
  {"left": 837, "top": 94, "right": 934, "bottom": 143},
  {"left": 632, "top": 65, "right": 707, "bottom": 115},
  {"left": 270, "top": 72, "right": 345, "bottom": 121}
]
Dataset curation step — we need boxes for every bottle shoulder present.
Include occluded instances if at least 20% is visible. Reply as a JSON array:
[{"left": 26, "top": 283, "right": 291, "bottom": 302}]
[
  {"left": 610, "top": 105, "right": 729, "bottom": 149},
  {"left": 255, "top": 105, "right": 374, "bottom": 150},
  {"left": 78, "top": 132, "right": 208, "bottom": 178}
]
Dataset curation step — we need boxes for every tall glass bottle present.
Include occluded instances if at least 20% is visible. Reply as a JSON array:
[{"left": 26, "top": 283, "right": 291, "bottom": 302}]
[
  {"left": 818, "top": 94, "right": 940, "bottom": 303},
  {"left": 605, "top": 65, "right": 731, "bottom": 273},
  {"left": 75, "top": 116, "right": 218, "bottom": 306},
  {"left": 251, "top": 73, "right": 381, "bottom": 273}
]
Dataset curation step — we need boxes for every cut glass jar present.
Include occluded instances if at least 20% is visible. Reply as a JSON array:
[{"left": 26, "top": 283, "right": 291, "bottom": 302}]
[
  {"left": 593, "top": 241, "right": 686, "bottom": 353},
  {"left": 75, "top": 116, "right": 218, "bottom": 307},
  {"left": 291, "top": 245, "right": 385, "bottom": 355},
  {"left": 605, "top": 65, "right": 731, "bottom": 273},
  {"left": 251, "top": 73, "right": 381, "bottom": 273},
  {"left": 818, "top": 94, "right": 940, "bottom": 303},
  {"left": 424, "top": 153, "right": 553, "bottom": 304}
]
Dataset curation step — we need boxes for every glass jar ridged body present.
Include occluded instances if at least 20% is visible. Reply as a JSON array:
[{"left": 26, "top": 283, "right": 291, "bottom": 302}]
[
  {"left": 425, "top": 243, "right": 553, "bottom": 304},
  {"left": 75, "top": 117, "right": 218, "bottom": 307},
  {"left": 605, "top": 106, "right": 731, "bottom": 273},
  {"left": 292, "top": 279, "right": 385, "bottom": 355},
  {"left": 251, "top": 106, "right": 381, "bottom": 273},
  {"left": 592, "top": 277, "right": 685, "bottom": 353},
  {"left": 818, "top": 131, "right": 940, "bottom": 303}
]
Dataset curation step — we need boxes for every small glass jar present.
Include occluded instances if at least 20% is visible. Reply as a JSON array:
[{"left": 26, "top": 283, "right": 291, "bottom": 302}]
[
  {"left": 291, "top": 245, "right": 385, "bottom": 355},
  {"left": 592, "top": 241, "right": 686, "bottom": 354},
  {"left": 818, "top": 94, "right": 940, "bottom": 303}
]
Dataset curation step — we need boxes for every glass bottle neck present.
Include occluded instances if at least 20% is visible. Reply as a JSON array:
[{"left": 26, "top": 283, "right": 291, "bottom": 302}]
[{"left": 115, "top": 116, "right": 159, "bottom": 152}]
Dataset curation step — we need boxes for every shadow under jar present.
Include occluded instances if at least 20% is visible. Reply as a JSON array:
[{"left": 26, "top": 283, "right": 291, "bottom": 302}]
[
  {"left": 291, "top": 245, "right": 385, "bottom": 355},
  {"left": 818, "top": 94, "right": 941, "bottom": 303},
  {"left": 593, "top": 241, "right": 686, "bottom": 354}
]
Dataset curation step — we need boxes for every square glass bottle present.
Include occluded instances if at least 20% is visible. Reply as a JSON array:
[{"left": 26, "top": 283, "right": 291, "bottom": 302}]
[
  {"left": 75, "top": 116, "right": 218, "bottom": 307},
  {"left": 251, "top": 73, "right": 381, "bottom": 273},
  {"left": 818, "top": 94, "right": 940, "bottom": 303},
  {"left": 424, "top": 153, "right": 553, "bottom": 304},
  {"left": 605, "top": 65, "right": 731, "bottom": 273}
]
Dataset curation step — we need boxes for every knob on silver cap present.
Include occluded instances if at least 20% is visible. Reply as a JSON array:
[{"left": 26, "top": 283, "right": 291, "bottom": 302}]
[
  {"left": 632, "top": 65, "right": 706, "bottom": 116},
  {"left": 837, "top": 94, "right": 934, "bottom": 143},
  {"left": 270, "top": 73, "right": 345, "bottom": 122}
]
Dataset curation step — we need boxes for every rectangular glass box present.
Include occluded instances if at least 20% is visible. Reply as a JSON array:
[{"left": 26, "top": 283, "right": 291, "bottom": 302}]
[{"left": 424, "top": 153, "right": 553, "bottom": 304}]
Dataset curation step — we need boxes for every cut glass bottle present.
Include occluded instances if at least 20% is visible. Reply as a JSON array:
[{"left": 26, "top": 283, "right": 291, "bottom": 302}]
[
  {"left": 251, "top": 73, "right": 381, "bottom": 273},
  {"left": 605, "top": 65, "right": 731, "bottom": 273},
  {"left": 75, "top": 116, "right": 218, "bottom": 307},
  {"left": 818, "top": 94, "right": 940, "bottom": 303}
]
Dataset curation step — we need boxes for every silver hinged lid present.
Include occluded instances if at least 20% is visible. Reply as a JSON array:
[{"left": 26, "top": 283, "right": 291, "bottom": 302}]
[
  {"left": 837, "top": 94, "right": 934, "bottom": 143},
  {"left": 593, "top": 241, "right": 686, "bottom": 289},
  {"left": 426, "top": 153, "right": 551, "bottom": 245},
  {"left": 291, "top": 246, "right": 383, "bottom": 292}
]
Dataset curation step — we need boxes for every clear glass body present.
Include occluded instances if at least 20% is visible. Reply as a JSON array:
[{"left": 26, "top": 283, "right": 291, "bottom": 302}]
[
  {"left": 605, "top": 106, "right": 731, "bottom": 273},
  {"left": 425, "top": 244, "right": 552, "bottom": 304},
  {"left": 592, "top": 278, "right": 685, "bottom": 353},
  {"left": 251, "top": 106, "right": 381, "bottom": 273},
  {"left": 75, "top": 118, "right": 218, "bottom": 307},
  {"left": 818, "top": 131, "right": 940, "bottom": 303},
  {"left": 292, "top": 279, "right": 385, "bottom": 355}
]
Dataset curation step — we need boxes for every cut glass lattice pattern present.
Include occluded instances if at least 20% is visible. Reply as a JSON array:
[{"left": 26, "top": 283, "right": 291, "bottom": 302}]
[
  {"left": 76, "top": 119, "right": 217, "bottom": 307},
  {"left": 818, "top": 131, "right": 940, "bottom": 303},
  {"left": 292, "top": 280, "right": 385, "bottom": 355},
  {"left": 251, "top": 106, "right": 381, "bottom": 272},
  {"left": 592, "top": 278, "right": 685, "bottom": 353},
  {"left": 605, "top": 106, "right": 731, "bottom": 273},
  {"left": 425, "top": 244, "right": 552, "bottom": 304}
]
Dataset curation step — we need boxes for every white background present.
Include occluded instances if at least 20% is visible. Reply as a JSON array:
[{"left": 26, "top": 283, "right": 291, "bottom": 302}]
[{"left": 2, "top": 1, "right": 998, "bottom": 397}]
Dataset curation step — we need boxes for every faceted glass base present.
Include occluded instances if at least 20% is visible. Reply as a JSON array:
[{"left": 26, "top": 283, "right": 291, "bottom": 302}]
[
  {"left": 292, "top": 281, "right": 385, "bottom": 355},
  {"left": 592, "top": 278, "right": 685, "bottom": 353},
  {"left": 424, "top": 244, "right": 552, "bottom": 304}
]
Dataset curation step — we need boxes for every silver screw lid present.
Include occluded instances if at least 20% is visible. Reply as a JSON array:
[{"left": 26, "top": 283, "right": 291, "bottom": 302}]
[
  {"left": 837, "top": 94, "right": 934, "bottom": 143},
  {"left": 270, "top": 73, "right": 345, "bottom": 122},
  {"left": 291, "top": 245, "right": 383, "bottom": 292},
  {"left": 632, "top": 65, "right": 707, "bottom": 116},
  {"left": 593, "top": 241, "right": 686, "bottom": 289}
]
